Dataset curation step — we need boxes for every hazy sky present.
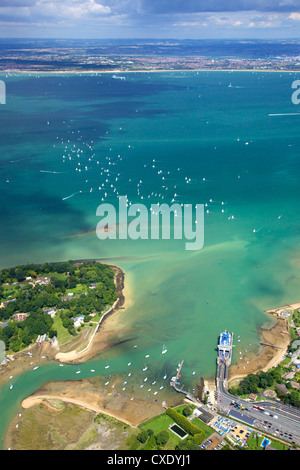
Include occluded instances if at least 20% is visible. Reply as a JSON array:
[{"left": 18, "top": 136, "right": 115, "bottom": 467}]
[{"left": 0, "top": 0, "right": 300, "bottom": 38}]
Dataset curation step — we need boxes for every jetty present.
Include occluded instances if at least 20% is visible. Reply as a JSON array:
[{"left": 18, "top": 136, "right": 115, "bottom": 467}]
[
  {"left": 170, "top": 360, "right": 198, "bottom": 403},
  {"left": 260, "top": 342, "right": 284, "bottom": 350}
]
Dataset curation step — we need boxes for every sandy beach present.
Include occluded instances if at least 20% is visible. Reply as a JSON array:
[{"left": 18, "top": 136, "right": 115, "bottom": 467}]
[{"left": 20, "top": 376, "right": 180, "bottom": 428}]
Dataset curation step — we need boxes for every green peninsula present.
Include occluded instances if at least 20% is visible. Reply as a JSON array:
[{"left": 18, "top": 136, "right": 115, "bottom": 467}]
[{"left": 0, "top": 260, "right": 117, "bottom": 354}]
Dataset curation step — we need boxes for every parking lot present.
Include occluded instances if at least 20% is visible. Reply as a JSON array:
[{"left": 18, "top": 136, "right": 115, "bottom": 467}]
[{"left": 210, "top": 416, "right": 252, "bottom": 447}]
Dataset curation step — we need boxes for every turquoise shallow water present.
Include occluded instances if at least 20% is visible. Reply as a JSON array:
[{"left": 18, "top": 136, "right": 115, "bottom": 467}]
[{"left": 0, "top": 70, "right": 300, "bottom": 444}]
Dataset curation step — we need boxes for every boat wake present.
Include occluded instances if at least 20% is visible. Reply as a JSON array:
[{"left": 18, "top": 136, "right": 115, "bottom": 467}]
[{"left": 62, "top": 191, "right": 82, "bottom": 201}]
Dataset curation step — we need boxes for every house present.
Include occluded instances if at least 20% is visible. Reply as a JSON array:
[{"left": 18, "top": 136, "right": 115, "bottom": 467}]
[
  {"left": 89, "top": 283, "right": 98, "bottom": 289},
  {"left": 248, "top": 393, "right": 258, "bottom": 401},
  {"left": 278, "top": 310, "right": 291, "bottom": 318},
  {"left": 73, "top": 315, "right": 85, "bottom": 328},
  {"left": 290, "top": 381, "right": 300, "bottom": 390},
  {"left": 261, "top": 389, "right": 276, "bottom": 399},
  {"left": 282, "top": 371, "right": 296, "bottom": 380},
  {"left": 36, "top": 276, "right": 50, "bottom": 285},
  {"left": 276, "top": 384, "right": 289, "bottom": 395},
  {"left": 3, "top": 299, "right": 16, "bottom": 307},
  {"left": 61, "top": 294, "right": 80, "bottom": 302},
  {"left": 43, "top": 307, "right": 57, "bottom": 318},
  {"left": 12, "top": 313, "right": 29, "bottom": 321}
]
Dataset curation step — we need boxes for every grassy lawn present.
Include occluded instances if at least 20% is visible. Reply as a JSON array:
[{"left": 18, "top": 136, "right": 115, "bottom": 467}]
[
  {"left": 191, "top": 416, "right": 214, "bottom": 439},
  {"left": 65, "top": 284, "right": 87, "bottom": 295},
  {"left": 2, "top": 284, "right": 18, "bottom": 299},
  {"left": 138, "top": 412, "right": 182, "bottom": 450},
  {"left": 139, "top": 413, "right": 175, "bottom": 434},
  {"left": 47, "top": 272, "right": 67, "bottom": 280},
  {"left": 52, "top": 315, "right": 73, "bottom": 345}
]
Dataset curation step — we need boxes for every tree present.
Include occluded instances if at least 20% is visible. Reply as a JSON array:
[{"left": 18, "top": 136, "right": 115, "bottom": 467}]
[
  {"left": 183, "top": 405, "right": 193, "bottom": 417},
  {"left": 137, "top": 430, "right": 148, "bottom": 444},
  {"left": 155, "top": 430, "right": 169, "bottom": 446}
]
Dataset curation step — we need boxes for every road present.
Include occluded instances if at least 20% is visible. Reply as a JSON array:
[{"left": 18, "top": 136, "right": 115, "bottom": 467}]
[{"left": 217, "top": 362, "right": 300, "bottom": 446}]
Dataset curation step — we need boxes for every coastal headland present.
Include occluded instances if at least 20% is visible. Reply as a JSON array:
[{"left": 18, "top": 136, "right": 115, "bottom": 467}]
[{"left": 0, "top": 261, "right": 131, "bottom": 387}]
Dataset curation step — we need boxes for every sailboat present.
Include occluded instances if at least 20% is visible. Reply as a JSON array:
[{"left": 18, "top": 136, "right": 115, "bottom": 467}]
[{"left": 162, "top": 345, "right": 167, "bottom": 354}]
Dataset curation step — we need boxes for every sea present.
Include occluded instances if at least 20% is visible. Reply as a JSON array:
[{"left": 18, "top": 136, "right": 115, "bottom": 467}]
[{"left": 0, "top": 69, "right": 300, "bottom": 444}]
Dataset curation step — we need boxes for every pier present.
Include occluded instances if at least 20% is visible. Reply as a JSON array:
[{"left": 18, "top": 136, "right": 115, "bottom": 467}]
[
  {"left": 169, "top": 360, "right": 199, "bottom": 403},
  {"left": 260, "top": 342, "right": 283, "bottom": 350},
  {"left": 170, "top": 331, "right": 234, "bottom": 405}
]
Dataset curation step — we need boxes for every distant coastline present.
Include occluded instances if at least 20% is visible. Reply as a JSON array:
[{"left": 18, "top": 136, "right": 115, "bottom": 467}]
[{"left": 3, "top": 68, "right": 300, "bottom": 75}]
